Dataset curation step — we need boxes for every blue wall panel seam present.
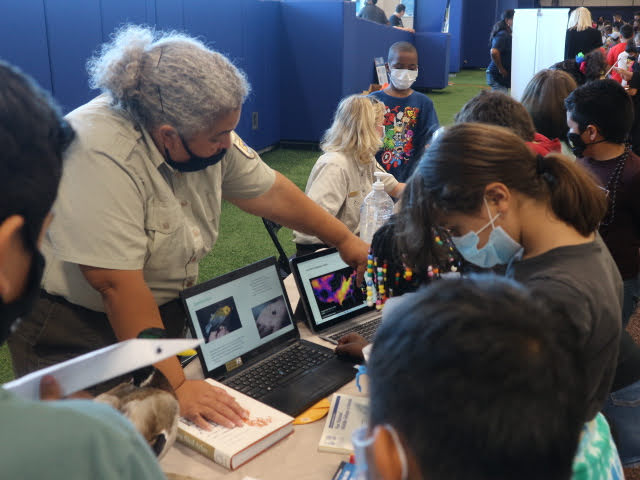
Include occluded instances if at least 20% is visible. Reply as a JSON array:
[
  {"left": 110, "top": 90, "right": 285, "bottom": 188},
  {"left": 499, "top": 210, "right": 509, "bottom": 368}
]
[{"left": 41, "top": 0, "right": 56, "bottom": 96}]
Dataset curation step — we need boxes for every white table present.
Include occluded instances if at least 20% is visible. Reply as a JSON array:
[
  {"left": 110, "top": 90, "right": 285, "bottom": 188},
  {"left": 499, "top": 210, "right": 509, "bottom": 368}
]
[{"left": 161, "top": 276, "right": 365, "bottom": 480}]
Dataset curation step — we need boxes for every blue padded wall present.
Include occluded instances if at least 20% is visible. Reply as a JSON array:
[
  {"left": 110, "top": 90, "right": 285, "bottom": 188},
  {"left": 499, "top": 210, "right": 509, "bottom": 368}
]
[
  {"left": 414, "top": 33, "right": 450, "bottom": 90},
  {"left": 461, "top": 0, "right": 495, "bottom": 68},
  {"left": 414, "top": 0, "right": 448, "bottom": 34},
  {"left": 100, "top": 0, "right": 156, "bottom": 42},
  {"left": 43, "top": 0, "right": 103, "bottom": 112},
  {"left": 342, "top": 2, "right": 413, "bottom": 95},
  {"left": 155, "top": 0, "right": 185, "bottom": 29},
  {"left": 448, "top": 0, "right": 463, "bottom": 72},
  {"left": 0, "top": 0, "right": 52, "bottom": 91},
  {"left": 240, "top": 1, "right": 282, "bottom": 148},
  {"left": 280, "top": 1, "right": 345, "bottom": 142}
]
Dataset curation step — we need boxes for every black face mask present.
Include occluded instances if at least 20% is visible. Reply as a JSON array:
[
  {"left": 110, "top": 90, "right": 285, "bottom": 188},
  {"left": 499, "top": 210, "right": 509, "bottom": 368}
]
[
  {"left": 567, "top": 132, "right": 607, "bottom": 158},
  {"left": 164, "top": 135, "right": 226, "bottom": 172},
  {"left": 0, "top": 251, "right": 45, "bottom": 345}
]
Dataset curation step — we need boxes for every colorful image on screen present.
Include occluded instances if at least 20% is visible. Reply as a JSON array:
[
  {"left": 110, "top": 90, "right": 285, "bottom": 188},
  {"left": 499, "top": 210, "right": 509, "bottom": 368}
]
[
  {"left": 309, "top": 267, "right": 364, "bottom": 320},
  {"left": 196, "top": 296, "right": 242, "bottom": 344}
]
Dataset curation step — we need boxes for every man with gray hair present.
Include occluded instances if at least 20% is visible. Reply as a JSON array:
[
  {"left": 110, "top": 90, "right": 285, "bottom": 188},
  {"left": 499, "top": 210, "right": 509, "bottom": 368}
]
[{"left": 8, "top": 25, "right": 368, "bottom": 430}]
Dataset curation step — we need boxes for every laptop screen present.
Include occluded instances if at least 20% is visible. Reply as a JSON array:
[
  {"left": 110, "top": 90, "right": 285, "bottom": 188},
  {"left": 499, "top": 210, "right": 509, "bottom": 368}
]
[
  {"left": 182, "top": 258, "right": 296, "bottom": 376},
  {"left": 291, "top": 249, "right": 370, "bottom": 329}
]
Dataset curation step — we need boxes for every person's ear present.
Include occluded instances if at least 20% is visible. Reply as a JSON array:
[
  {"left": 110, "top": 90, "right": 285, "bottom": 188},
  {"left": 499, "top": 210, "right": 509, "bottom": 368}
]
[
  {"left": 156, "top": 124, "right": 181, "bottom": 152},
  {"left": 584, "top": 124, "right": 600, "bottom": 142},
  {"left": 371, "top": 426, "right": 406, "bottom": 480},
  {"left": 484, "top": 182, "right": 511, "bottom": 214},
  {"left": 0, "top": 215, "right": 25, "bottom": 301}
]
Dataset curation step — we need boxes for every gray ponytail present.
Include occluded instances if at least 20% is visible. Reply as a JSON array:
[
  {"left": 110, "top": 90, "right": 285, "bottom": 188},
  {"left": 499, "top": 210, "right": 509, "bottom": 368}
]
[{"left": 87, "top": 25, "right": 250, "bottom": 137}]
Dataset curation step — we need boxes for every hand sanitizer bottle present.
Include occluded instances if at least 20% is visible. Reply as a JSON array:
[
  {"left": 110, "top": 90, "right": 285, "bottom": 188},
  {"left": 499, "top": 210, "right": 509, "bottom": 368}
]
[{"left": 359, "top": 171, "right": 394, "bottom": 244}]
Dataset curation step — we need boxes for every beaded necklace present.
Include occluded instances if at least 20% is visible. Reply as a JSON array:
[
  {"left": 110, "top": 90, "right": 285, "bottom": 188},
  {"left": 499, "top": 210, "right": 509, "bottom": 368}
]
[
  {"left": 600, "top": 144, "right": 629, "bottom": 227},
  {"left": 364, "top": 233, "right": 460, "bottom": 309}
]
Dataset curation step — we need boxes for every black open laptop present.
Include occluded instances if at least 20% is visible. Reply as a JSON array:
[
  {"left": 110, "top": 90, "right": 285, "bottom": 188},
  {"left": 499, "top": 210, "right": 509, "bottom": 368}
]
[
  {"left": 180, "top": 256, "right": 356, "bottom": 417},
  {"left": 290, "top": 248, "right": 382, "bottom": 344}
]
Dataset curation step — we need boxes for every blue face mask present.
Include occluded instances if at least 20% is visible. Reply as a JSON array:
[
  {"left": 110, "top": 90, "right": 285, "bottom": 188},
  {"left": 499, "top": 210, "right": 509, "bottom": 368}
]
[
  {"left": 451, "top": 198, "right": 523, "bottom": 268},
  {"left": 164, "top": 135, "right": 226, "bottom": 172},
  {"left": 352, "top": 424, "right": 408, "bottom": 480}
]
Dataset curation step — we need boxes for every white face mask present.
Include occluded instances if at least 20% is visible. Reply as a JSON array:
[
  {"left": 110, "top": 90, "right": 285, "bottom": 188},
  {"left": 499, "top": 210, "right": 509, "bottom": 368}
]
[{"left": 390, "top": 68, "right": 418, "bottom": 90}]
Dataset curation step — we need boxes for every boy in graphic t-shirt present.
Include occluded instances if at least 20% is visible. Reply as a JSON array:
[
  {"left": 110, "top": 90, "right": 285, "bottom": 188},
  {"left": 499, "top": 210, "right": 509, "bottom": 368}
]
[{"left": 369, "top": 42, "right": 439, "bottom": 182}]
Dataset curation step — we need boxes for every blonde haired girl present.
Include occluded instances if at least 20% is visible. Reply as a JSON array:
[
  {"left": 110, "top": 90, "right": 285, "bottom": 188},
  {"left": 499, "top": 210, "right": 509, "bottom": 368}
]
[{"left": 293, "top": 95, "right": 404, "bottom": 255}]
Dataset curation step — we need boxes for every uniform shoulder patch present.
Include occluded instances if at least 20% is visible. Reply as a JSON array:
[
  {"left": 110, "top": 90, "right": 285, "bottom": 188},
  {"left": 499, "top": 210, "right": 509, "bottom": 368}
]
[{"left": 232, "top": 131, "right": 256, "bottom": 159}]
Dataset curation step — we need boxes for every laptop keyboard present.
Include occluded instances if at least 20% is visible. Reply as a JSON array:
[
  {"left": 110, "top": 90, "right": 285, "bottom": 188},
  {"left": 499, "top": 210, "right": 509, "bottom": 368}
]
[
  {"left": 226, "top": 343, "right": 334, "bottom": 398},
  {"left": 327, "top": 317, "right": 382, "bottom": 343}
]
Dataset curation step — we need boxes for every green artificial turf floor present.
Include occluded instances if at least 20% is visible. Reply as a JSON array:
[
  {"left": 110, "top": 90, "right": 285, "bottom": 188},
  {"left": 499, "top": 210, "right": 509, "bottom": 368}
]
[{"left": 0, "top": 68, "right": 488, "bottom": 384}]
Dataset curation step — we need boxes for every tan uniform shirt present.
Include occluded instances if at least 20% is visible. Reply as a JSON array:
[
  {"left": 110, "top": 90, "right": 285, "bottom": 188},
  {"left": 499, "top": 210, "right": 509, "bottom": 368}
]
[
  {"left": 42, "top": 95, "right": 276, "bottom": 311},
  {"left": 293, "top": 151, "right": 398, "bottom": 245}
]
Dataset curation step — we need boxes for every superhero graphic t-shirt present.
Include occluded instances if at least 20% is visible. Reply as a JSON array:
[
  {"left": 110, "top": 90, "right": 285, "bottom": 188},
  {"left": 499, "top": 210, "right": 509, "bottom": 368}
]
[{"left": 369, "top": 90, "right": 439, "bottom": 182}]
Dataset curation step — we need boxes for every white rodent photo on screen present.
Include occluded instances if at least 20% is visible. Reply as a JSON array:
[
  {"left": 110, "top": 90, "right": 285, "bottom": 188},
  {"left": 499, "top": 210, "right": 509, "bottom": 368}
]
[{"left": 184, "top": 264, "right": 295, "bottom": 373}]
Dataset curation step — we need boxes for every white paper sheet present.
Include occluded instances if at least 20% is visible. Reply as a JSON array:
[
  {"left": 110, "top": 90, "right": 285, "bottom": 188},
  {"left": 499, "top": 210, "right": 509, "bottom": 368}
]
[{"left": 3, "top": 338, "right": 201, "bottom": 400}]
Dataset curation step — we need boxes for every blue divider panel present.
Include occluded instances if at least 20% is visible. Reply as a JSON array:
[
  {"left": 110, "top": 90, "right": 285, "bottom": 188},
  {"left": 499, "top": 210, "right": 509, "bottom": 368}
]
[
  {"left": 241, "top": 1, "right": 282, "bottom": 149},
  {"left": 461, "top": 0, "right": 493, "bottom": 69},
  {"left": 100, "top": 0, "right": 156, "bottom": 42},
  {"left": 44, "top": 0, "right": 103, "bottom": 112},
  {"left": 448, "top": 0, "right": 463, "bottom": 72},
  {"left": 280, "top": 1, "right": 344, "bottom": 142},
  {"left": 0, "top": 0, "right": 52, "bottom": 91},
  {"left": 155, "top": 0, "right": 184, "bottom": 30},
  {"left": 342, "top": 3, "right": 413, "bottom": 95},
  {"left": 415, "top": 33, "right": 450, "bottom": 89},
  {"left": 414, "top": 0, "right": 447, "bottom": 34}
]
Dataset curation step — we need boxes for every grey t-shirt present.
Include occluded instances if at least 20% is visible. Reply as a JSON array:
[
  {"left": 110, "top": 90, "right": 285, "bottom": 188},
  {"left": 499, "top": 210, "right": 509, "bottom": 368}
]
[{"left": 506, "top": 236, "right": 622, "bottom": 420}]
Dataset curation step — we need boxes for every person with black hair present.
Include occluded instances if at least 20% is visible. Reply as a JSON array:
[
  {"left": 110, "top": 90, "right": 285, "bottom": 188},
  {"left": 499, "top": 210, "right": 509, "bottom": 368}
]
[
  {"left": 565, "top": 80, "right": 640, "bottom": 327},
  {"left": 388, "top": 4, "right": 405, "bottom": 27},
  {"left": 360, "top": 275, "right": 621, "bottom": 480},
  {"left": 565, "top": 81, "right": 640, "bottom": 467},
  {"left": 551, "top": 48, "right": 608, "bottom": 85},
  {"left": 388, "top": 3, "right": 415, "bottom": 33},
  {"left": 486, "top": 9, "right": 514, "bottom": 91},
  {"left": 0, "top": 61, "right": 166, "bottom": 478},
  {"left": 357, "top": 0, "right": 389, "bottom": 25},
  {"left": 369, "top": 42, "right": 439, "bottom": 182},
  {"left": 608, "top": 23, "right": 634, "bottom": 82}
]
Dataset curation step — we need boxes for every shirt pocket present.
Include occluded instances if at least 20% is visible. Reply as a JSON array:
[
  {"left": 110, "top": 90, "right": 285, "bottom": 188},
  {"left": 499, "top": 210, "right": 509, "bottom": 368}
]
[
  {"left": 144, "top": 199, "right": 185, "bottom": 269},
  {"left": 610, "top": 381, "right": 640, "bottom": 408}
]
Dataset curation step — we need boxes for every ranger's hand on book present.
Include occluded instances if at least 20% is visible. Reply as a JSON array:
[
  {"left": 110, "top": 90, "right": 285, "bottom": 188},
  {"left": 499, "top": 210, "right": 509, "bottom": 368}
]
[{"left": 176, "top": 379, "right": 250, "bottom": 430}]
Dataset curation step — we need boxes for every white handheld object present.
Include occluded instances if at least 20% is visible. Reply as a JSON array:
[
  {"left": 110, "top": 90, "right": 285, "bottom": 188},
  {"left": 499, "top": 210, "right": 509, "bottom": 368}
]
[{"left": 3, "top": 338, "right": 202, "bottom": 400}]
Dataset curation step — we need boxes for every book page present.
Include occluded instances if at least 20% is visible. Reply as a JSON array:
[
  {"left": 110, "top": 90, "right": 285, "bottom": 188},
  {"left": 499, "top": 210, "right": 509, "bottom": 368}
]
[{"left": 178, "top": 379, "right": 293, "bottom": 459}]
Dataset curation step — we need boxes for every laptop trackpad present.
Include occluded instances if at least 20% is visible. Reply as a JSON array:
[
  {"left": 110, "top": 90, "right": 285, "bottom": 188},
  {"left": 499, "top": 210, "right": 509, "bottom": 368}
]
[{"left": 261, "top": 360, "right": 355, "bottom": 416}]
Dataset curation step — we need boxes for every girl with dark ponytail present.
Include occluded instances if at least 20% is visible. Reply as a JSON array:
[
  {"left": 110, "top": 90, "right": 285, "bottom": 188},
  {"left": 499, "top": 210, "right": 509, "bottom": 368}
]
[{"left": 395, "top": 123, "right": 621, "bottom": 425}]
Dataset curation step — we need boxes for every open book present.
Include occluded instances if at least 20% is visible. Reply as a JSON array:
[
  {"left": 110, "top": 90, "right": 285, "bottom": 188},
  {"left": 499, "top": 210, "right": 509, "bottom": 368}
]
[
  {"left": 177, "top": 379, "right": 294, "bottom": 470},
  {"left": 318, "top": 393, "right": 369, "bottom": 454}
]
